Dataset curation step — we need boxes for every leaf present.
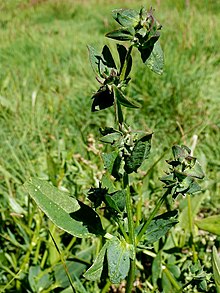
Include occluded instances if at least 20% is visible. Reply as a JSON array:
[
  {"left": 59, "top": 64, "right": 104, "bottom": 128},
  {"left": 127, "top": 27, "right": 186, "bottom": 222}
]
[
  {"left": 102, "top": 45, "right": 116, "bottom": 69},
  {"left": 112, "top": 9, "right": 139, "bottom": 27},
  {"left": 195, "top": 215, "right": 220, "bottom": 236},
  {"left": 107, "top": 237, "right": 130, "bottom": 284},
  {"left": 102, "top": 151, "right": 122, "bottom": 180},
  {"left": 24, "top": 178, "right": 98, "bottom": 238},
  {"left": 124, "top": 133, "right": 152, "bottom": 174},
  {"left": 87, "top": 45, "right": 102, "bottom": 77},
  {"left": 145, "top": 41, "right": 164, "bottom": 75},
  {"left": 84, "top": 241, "right": 109, "bottom": 281},
  {"left": 152, "top": 251, "right": 162, "bottom": 287},
  {"left": 91, "top": 86, "right": 114, "bottom": 112},
  {"left": 105, "top": 190, "right": 126, "bottom": 213},
  {"left": 187, "top": 161, "right": 205, "bottom": 179},
  {"left": 139, "top": 211, "right": 178, "bottom": 245},
  {"left": 212, "top": 246, "right": 220, "bottom": 292},
  {"left": 28, "top": 265, "right": 52, "bottom": 292},
  {"left": 117, "top": 44, "right": 132, "bottom": 78},
  {"left": 113, "top": 86, "right": 140, "bottom": 108},
  {"left": 106, "top": 28, "right": 134, "bottom": 41}
]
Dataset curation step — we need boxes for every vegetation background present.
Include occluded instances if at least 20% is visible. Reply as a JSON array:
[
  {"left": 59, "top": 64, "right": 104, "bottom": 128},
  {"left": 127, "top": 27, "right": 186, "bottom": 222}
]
[{"left": 0, "top": 0, "right": 219, "bottom": 292}]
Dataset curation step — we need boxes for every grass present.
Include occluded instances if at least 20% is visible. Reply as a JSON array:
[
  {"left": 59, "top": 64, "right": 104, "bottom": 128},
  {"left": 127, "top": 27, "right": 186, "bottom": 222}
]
[{"left": 0, "top": 0, "right": 219, "bottom": 292}]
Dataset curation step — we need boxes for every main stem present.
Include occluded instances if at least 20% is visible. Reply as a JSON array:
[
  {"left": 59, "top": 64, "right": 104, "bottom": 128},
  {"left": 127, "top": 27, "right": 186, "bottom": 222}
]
[{"left": 124, "top": 173, "right": 136, "bottom": 293}]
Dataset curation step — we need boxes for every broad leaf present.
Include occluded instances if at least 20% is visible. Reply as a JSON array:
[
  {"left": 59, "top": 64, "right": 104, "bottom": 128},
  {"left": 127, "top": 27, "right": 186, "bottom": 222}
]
[
  {"left": 113, "top": 86, "right": 139, "bottom": 108},
  {"left": 195, "top": 215, "right": 220, "bottom": 236},
  {"left": 106, "top": 28, "right": 134, "bottom": 41},
  {"left": 24, "top": 178, "right": 102, "bottom": 238},
  {"left": 105, "top": 190, "right": 126, "bottom": 213},
  {"left": 139, "top": 211, "right": 178, "bottom": 245},
  {"left": 84, "top": 241, "right": 109, "bottom": 281},
  {"left": 212, "top": 246, "right": 220, "bottom": 292},
  {"left": 107, "top": 237, "right": 130, "bottom": 284},
  {"left": 124, "top": 133, "right": 152, "bottom": 174},
  {"left": 112, "top": 9, "right": 139, "bottom": 27},
  {"left": 145, "top": 41, "right": 164, "bottom": 75}
]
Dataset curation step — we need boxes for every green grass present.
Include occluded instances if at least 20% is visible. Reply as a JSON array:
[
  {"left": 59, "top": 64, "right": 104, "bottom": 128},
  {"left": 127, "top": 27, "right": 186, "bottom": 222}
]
[{"left": 0, "top": 0, "right": 220, "bottom": 292}]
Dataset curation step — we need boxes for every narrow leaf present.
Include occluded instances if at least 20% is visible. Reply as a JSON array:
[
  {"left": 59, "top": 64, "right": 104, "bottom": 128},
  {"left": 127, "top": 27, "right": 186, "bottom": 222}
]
[
  {"left": 195, "top": 215, "right": 220, "bottom": 236},
  {"left": 106, "top": 28, "right": 134, "bottom": 41},
  {"left": 212, "top": 246, "right": 220, "bottom": 292},
  {"left": 117, "top": 44, "right": 132, "bottom": 78},
  {"left": 145, "top": 41, "right": 164, "bottom": 75}
]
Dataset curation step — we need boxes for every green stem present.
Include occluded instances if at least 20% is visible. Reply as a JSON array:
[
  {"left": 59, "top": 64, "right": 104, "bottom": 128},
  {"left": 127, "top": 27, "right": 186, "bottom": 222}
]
[
  {"left": 136, "top": 189, "right": 170, "bottom": 244},
  {"left": 163, "top": 267, "right": 182, "bottom": 291},
  {"left": 187, "top": 193, "right": 197, "bottom": 262},
  {"left": 120, "top": 45, "right": 133, "bottom": 81},
  {"left": 124, "top": 173, "right": 136, "bottom": 293}
]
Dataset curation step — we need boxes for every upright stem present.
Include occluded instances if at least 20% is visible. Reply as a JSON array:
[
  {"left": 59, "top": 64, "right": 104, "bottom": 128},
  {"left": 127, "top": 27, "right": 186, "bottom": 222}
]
[
  {"left": 120, "top": 45, "right": 133, "bottom": 81},
  {"left": 136, "top": 189, "right": 170, "bottom": 244},
  {"left": 124, "top": 173, "right": 136, "bottom": 293},
  {"left": 187, "top": 194, "right": 197, "bottom": 262}
]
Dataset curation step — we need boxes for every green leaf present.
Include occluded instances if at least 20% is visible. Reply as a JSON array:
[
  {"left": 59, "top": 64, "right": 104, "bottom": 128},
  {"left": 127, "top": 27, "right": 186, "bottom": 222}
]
[
  {"left": 105, "top": 190, "right": 126, "bottom": 213},
  {"left": 106, "top": 28, "right": 134, "bottom": 41},
  {"left": 113, "top": 86, "right": 140, "bottom": 108},
  {"left": 84, "top": 241, "right": 109, "bottom": 281},
  {"left": 91, "top": 85, "right": 114, "bottom": 112},
  {"left": 24, "top": 178, "right": 96, "bottom": 238},
  {"left": 140, "top": 211, "right": 178, "bottom": 245},
  {"left": 145, "top": 41, "right": 164, "bottom": 75},
  {"left": 195, "top": 215, "right": 220, "bottom": 236},
  {"left": 102, "top": 151, "right": 122, "bottom": 180},
  {"left": 102, "top": 45, "right": 116, "bottom": 69},
  {"left": 124, "top": 133, "right": 152, "bottom": 174},
  {"left": 87, "top": 45, "right": 102, "bottom": 77},
  {"left": 28, "top": 265, "right": 52, "bottom": 292},
  {"left": 212, "top": 246, "right": 220, "bottom": 292},
  {"left": 152, "top": 251, "right": 162, "bottom": 287},
  {"left": 112, "top": 9, "right": 139, "bottom": 27},
  {"left": 107, "top": 237, "right": 130, "bottom": 284},
  {"left": 187, "top": 161, "right": 205, "bottom": 179},
  {"left": 117, "top": 44, "right": 132, "bottom": 78}
]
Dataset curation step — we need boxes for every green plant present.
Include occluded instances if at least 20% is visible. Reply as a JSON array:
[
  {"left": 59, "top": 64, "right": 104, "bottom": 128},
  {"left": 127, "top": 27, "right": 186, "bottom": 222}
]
[{"left": 24, "top": 6, "right": 207, "bottom": 292}]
